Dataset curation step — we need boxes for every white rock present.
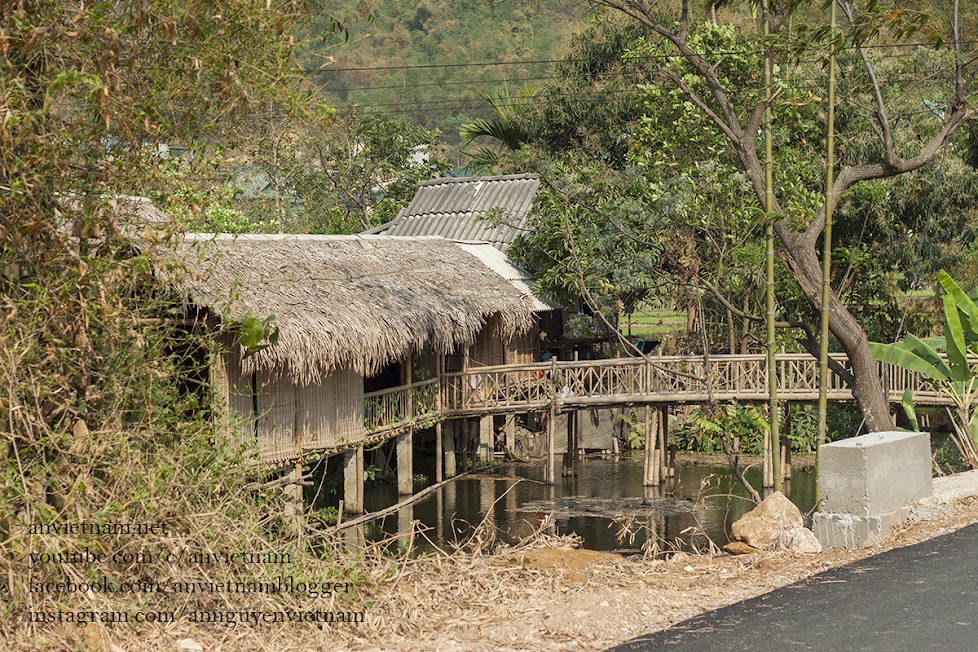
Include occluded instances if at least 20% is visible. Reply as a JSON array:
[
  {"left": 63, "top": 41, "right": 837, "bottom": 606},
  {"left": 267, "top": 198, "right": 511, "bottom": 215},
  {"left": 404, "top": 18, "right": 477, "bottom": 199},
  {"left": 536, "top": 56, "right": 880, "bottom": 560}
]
[
  {"left": 731, "top": 491, "right": 804, "bottom": 550},
  {"left": 779, "top": 527, "right": 823, "bottom": 554},
  {"left": 176, "top": 639, "right": 203, "bottom": 652}
]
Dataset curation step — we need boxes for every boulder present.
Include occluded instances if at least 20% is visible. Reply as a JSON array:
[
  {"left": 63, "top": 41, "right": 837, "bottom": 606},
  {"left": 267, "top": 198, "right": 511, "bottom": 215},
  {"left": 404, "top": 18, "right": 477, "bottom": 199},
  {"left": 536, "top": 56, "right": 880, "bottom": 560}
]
[
  {"left": 778, "top": 527, "right": 823, "bottom": 554},
  {"left": 731, "top": 491, "right": 804, "bottom": 550}
]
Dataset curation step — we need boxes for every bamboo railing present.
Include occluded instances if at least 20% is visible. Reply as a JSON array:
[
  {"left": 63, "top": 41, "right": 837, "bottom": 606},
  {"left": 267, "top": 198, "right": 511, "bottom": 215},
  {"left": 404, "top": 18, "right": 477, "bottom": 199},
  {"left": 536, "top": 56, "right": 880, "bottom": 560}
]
[
  {"left": 439, "top": 354, "right": 948, "bottom": 414},
  {"left": 352, "top": 353, "right": 949, "bottom": 448},
  {"left": 363, "top": 378, "right": 440, "bottom": 433}
]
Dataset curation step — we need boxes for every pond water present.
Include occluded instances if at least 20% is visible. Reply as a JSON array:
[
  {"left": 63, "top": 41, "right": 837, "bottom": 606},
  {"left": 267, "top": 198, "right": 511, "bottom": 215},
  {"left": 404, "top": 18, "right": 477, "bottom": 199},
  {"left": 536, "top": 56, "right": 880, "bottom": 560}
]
[{"left": 355, "top": 455, "right": 816, "bottom": 554}]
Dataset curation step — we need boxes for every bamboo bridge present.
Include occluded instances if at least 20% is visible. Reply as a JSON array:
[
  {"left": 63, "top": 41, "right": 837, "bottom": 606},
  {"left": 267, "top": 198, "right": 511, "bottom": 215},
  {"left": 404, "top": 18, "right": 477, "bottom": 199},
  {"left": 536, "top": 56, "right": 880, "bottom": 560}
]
[{"left": 335, "top": 352, "right": 947, "bottom": 513}]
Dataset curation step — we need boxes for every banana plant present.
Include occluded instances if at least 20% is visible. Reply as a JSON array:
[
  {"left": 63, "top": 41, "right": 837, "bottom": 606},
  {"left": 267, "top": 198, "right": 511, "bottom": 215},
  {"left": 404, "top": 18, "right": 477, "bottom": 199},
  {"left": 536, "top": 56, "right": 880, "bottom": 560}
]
[{"left": 869, "top": 271, "right": 978, "bottom": 468}]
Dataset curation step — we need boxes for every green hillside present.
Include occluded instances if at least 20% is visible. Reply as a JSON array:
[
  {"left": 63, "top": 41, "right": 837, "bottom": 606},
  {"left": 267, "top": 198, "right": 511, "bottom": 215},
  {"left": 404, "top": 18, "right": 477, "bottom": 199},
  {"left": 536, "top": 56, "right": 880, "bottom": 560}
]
[{"left": 298, "top": 1, "right": 590, "bottom": 149}]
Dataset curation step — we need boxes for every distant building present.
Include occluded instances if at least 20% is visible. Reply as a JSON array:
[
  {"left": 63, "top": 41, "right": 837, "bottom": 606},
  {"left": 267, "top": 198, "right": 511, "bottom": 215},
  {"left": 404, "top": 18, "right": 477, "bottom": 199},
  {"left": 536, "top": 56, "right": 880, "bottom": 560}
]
[{"left": 366, "top": 173, "right": 540, "bottom": 253}]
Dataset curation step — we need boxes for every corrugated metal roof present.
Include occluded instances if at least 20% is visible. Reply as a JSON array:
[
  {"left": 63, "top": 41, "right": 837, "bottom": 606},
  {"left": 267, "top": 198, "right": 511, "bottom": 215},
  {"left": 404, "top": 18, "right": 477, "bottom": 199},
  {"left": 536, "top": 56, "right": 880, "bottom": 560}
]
[
  {"left": 457, "top": 242, "right": 557, "bottom": 313},
  {"left": 380, "top": 173, "right": 540, "bottom": 252}
]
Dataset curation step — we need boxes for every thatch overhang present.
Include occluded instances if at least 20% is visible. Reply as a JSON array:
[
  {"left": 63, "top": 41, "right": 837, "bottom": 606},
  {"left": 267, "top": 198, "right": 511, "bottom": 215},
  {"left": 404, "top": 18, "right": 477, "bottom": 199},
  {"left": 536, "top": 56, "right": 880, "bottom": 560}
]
[{"left": 157, "top": 233, "right": 536, "bottom": 382}]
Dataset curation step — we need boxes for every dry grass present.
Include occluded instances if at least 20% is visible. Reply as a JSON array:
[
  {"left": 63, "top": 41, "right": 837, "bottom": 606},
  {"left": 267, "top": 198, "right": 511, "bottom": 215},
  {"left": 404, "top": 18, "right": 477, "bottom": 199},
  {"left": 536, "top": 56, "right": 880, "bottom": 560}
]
[{"left": 5, "top": 494, "right": 978, "bottom": 652}]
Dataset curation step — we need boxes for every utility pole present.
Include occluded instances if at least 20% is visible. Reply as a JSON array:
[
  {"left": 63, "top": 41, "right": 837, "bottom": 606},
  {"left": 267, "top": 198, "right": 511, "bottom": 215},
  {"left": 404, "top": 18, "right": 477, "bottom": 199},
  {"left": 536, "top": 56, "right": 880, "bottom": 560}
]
[{"left": 816, "top": 0, "right": 838, "bottom": 507}]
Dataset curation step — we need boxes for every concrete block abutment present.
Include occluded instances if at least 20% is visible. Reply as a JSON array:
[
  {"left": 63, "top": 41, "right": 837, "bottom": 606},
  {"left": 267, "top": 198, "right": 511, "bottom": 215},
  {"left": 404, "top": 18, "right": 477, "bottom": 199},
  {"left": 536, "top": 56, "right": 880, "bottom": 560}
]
[{"left": 814, "top": 431, "right": 932, "bottom": 549}]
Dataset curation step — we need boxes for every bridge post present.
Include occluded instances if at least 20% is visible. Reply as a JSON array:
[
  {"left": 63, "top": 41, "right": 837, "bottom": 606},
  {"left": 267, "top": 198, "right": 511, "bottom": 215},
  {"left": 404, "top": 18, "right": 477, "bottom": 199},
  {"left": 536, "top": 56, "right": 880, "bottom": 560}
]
[
  {"left": 546, "top": 405, "right": 556, "bottom": 485},
  {"left": 479, "top": 415, "right": 493, "bottom": 463},
  {"left": 643, "top": 405, "right": 657, "bottom": 486},
  {"left": 435, "top": 421, "right": 443, "bottom": 483},
  {"left": 397, "top": 430, "right": 413, "bottom": 495},
  {"left": 343, "top": 447, "right": 364, "bottom": 514},
  {"left": 443, "top": 420, "right": 457, "bottom": 478},
  {"left": 563, "top": 411, "right": 576, "bottom": 476},
  {"left": 504, "top": 415, "right": 517, "bottom": 456},
  {"left": 655, "top": 406, "right": 669, "bottom": 482}
]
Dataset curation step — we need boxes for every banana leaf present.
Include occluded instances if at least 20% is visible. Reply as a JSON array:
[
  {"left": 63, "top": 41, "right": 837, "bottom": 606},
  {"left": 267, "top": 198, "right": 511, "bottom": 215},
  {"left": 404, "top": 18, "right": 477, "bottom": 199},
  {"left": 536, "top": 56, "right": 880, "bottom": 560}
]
[
  {"left": 942, "top": 289, "right": 971, "bottom": 380},
  {"left": 939, "top": 271, "right": 978, "bottom": 340},
  {"left": 869, "top": 340, "right": 946, "bottom": 382},
  {"left": 901, "top": 387, "right": 920, "bottom": 432}
]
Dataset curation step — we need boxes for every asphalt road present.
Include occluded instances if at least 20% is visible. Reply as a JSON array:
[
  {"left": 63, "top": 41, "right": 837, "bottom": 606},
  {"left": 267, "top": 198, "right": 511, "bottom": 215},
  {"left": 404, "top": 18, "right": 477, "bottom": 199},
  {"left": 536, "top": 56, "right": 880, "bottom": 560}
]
[{"left": 609, "top": 523, "right": 978, "bottom": 651}]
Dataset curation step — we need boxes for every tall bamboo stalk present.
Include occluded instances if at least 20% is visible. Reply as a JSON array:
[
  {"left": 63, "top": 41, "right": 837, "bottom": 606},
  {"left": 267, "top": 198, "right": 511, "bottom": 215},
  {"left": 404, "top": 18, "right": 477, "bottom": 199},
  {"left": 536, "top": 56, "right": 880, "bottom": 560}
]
[
  {"left": 763, "top": 0, "right": 781, "bottom": 492},
  {"left": 816, "top": 0, "right": 838, "bottom": 507}
]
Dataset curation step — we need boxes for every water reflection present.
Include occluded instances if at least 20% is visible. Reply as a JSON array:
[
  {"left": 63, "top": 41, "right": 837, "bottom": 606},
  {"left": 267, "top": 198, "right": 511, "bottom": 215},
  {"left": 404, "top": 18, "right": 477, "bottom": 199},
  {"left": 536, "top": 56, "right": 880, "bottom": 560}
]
[{"left": 357, "top": 455, "right": 815, "bottom": 553}]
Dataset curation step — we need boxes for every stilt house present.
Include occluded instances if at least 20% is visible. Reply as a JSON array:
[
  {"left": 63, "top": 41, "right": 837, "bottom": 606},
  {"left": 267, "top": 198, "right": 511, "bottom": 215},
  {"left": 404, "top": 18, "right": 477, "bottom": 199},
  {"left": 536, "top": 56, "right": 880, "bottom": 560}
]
[{"left": 159, "top": 233, "right": 545, "bottom": 466}]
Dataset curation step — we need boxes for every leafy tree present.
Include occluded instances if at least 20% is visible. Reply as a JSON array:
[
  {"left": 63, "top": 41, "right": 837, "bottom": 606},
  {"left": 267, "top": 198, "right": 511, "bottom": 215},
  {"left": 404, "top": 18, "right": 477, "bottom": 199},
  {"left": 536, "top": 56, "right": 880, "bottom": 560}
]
[
  {"left": 566, "top": 0, "right": 978, "bottom": 432},
  {"left": 239, "top": 111, "right": 450, "bottom": 233},
  {"left": 0, "top": 1, "right": 353, "bottom": 636},
  {"left": 509, "top": 157, "right": 665, "bottom": 313}
]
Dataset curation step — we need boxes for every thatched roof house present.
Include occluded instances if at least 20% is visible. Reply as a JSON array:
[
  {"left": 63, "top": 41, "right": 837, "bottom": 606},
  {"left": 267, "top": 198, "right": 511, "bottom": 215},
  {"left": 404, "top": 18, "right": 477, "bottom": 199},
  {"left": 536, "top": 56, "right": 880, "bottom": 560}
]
[{"left": 162, "top": 233, "right": 538, "bottom": 383}]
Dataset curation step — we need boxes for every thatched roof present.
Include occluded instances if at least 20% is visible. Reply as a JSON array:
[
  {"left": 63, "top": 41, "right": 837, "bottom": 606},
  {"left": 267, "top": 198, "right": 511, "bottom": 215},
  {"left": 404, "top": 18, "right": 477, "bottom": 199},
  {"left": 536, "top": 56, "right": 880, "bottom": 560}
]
[{"left": 160, "top": 234, "right": 536, "bottom": 381}]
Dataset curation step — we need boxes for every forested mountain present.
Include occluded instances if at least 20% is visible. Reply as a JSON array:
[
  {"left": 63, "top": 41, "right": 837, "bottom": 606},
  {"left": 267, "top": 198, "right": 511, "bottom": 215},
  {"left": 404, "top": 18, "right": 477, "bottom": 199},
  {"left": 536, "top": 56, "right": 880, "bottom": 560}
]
[{"left": 298, "top": 0, "right": 591, "bottom": 151}]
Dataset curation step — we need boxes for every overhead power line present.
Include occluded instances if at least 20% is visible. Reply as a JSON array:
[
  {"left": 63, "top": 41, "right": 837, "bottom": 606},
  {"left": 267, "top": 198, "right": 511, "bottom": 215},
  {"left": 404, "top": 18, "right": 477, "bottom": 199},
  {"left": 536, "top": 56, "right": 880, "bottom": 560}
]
[{"left": 313, "top": 39, "right": 978, "bottom": 75}]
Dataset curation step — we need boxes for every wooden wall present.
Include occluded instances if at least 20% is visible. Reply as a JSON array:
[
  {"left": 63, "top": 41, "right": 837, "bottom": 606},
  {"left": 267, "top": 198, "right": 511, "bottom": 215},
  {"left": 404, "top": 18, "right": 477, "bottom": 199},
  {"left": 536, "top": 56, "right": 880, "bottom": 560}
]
[
  {"left": 217, "top": 342, "right": 364, "bottom": 465},
  {"left": 469, "top": 314, "right": 540, "bottom": 367}
]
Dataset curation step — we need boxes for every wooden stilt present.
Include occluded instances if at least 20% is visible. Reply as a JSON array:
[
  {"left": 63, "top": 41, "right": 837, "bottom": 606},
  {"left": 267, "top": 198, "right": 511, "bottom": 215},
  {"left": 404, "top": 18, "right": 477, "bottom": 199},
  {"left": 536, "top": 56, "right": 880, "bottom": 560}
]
[
  {"left": 546, "top": 404, "right": 556, "bottom": 485},
  {"left": 564, "top": 410, "right": 576, "bottom": 476},
  {"left": 460, "top": 419, "right": 470, "bottom": 467},
  {"left": 436, "top": 486, "right": 444, "bottom": 542},
  {"left": 396, "top": 430, "right": 413, "bottom": 495},
  {"left": 658, "top": 407, "right": 667, "bottom": 482},
  {"left": 397, "top": 502, "right": 414, "bottom": 542},
  {"left": 343, "top": 448, "right": 364, "bottom": 514},
  {"left": 435, "top": 353, "right": 444, "bottom": 483},
  {"left": 643, "top": 406, "right": 654, "bottom": 486},
  {"left": 504, "top": 415, "right": 517, "bottom": 456},
  {"left": 435, "top": 421, "right": 444, "bottom": 483},
  {"left": 663, "top": 409, "right": 675, "bottom": 478},
  {"left": 444, "top": 421, "right": 457, "bottom": 478},
  {"left": 574, "top": 411, "right": 582, "bottom": 459},
  {"left": 479, "top": 415, "right": 493, "bottom": 462}
]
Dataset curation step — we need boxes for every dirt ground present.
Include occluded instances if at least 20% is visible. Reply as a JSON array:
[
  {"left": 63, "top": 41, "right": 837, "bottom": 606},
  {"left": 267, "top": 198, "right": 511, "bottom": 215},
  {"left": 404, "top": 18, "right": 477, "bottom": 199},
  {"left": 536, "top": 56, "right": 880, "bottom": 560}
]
[{"left": 342, "top": 495, "right": 978, "bottom": 652}]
